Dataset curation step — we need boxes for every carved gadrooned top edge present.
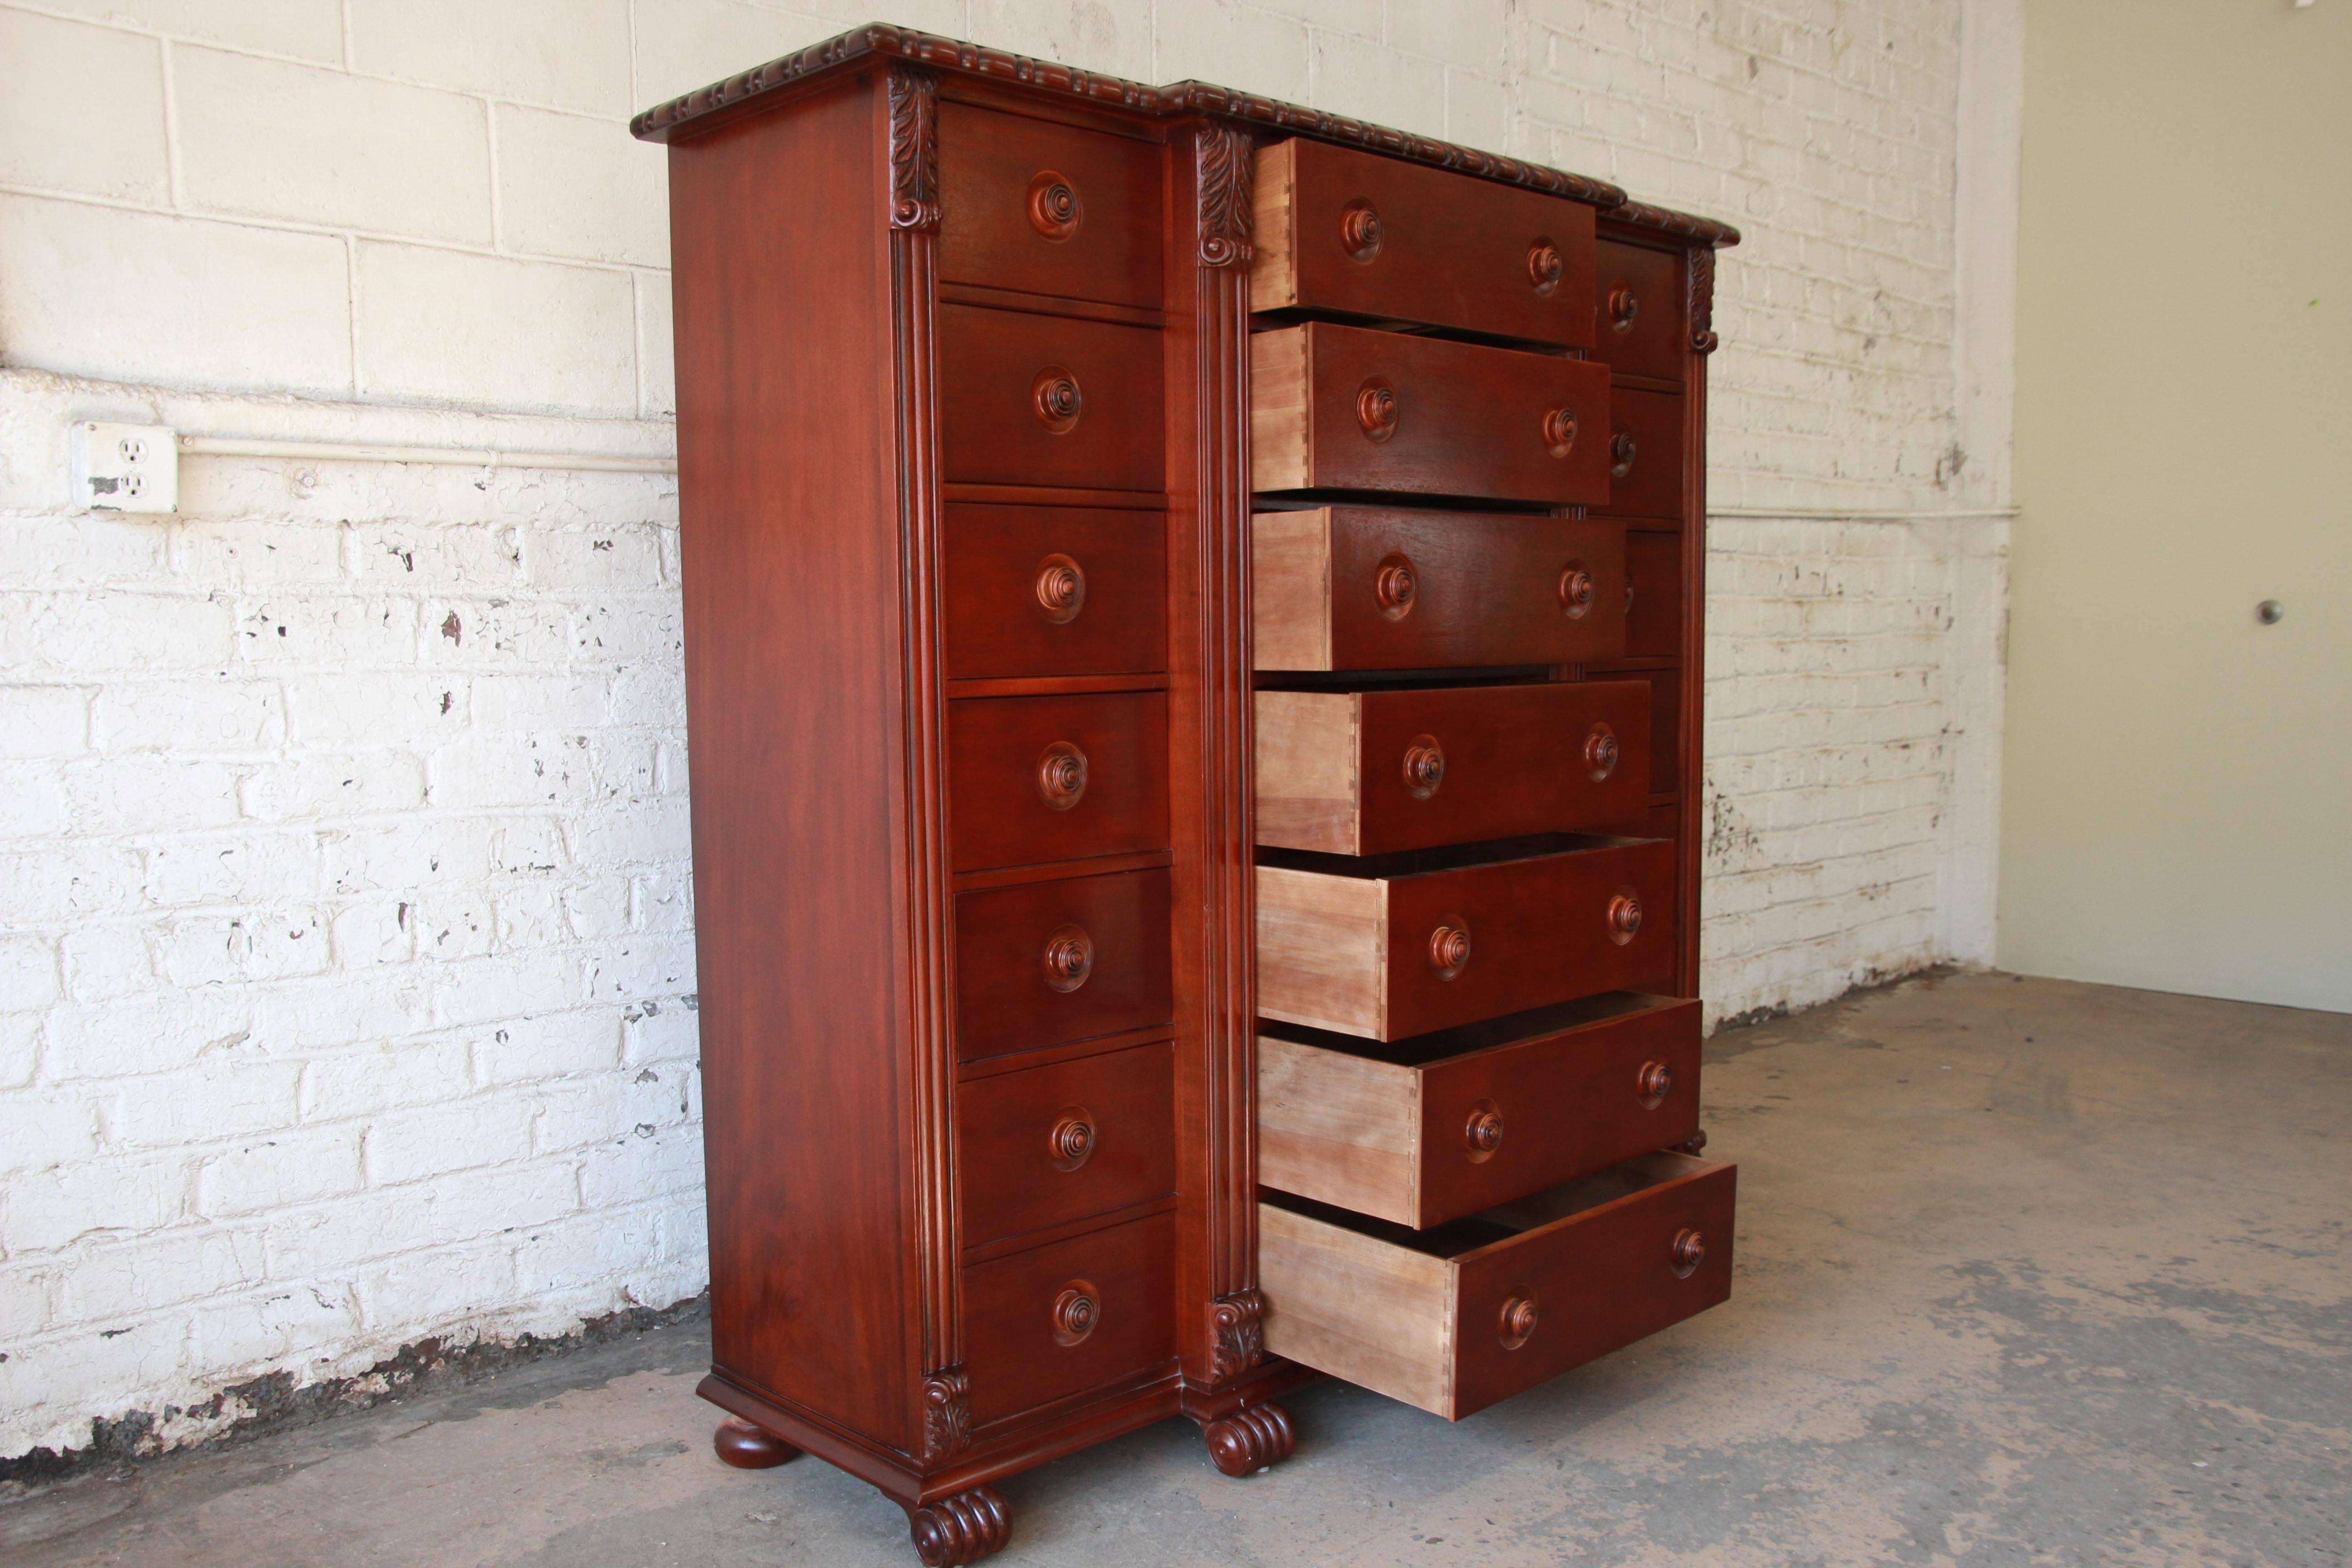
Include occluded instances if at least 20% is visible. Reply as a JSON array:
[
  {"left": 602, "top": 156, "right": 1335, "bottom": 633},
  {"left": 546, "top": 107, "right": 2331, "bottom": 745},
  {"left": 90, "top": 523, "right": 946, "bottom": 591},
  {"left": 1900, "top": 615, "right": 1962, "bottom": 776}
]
[{"left": 627, "top": 20, "right": 1724, "bottom": 238}]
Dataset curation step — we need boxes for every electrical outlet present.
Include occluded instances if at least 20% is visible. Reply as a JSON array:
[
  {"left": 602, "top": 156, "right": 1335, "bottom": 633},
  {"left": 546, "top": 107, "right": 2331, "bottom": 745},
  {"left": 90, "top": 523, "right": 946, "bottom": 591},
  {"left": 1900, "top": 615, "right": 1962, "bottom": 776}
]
[{"left": 71, "top": 421, "right": 178, "bottom": 514}]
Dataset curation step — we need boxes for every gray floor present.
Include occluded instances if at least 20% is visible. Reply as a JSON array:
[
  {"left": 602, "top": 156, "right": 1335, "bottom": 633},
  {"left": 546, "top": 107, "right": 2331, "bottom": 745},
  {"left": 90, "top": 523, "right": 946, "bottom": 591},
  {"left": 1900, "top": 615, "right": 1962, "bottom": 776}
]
[{"left": 8, "top": 970, "right": 2348, "bottom": 1566}]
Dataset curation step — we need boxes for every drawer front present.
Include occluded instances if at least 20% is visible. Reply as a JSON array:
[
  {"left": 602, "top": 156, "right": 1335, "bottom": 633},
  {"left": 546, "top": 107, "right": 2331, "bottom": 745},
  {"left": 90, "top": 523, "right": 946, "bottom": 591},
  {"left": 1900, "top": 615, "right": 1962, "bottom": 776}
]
[
  {"left": 1258, "top": 1152, "right": 1735, "bottom": 1419},
  {"left": 1253, "top": 323, "right": 1611, "bottom": 505},
  {"left": 1257, "top": 837, "right": 1677, "bottom": 1040},
  {"left": 1622, "top": 531, "right": 1682, "bottom": 659},
  {"left": 943, "top": 505, "right": 1167, "bottom": 679},
  {"left": 1258, "top": 997, "right": 1701, "bottom": 1228},
  {"left": 1253, "top": 138, "right": 1597, "bottom": 348},
  {"left": 962, "top": 1208, "right": 1176, "bottom": 1427},
  {"left": 955, "top": 868, "right": 1172, "bottom": 1061},
  {"left": 1594, "top": 240, "right": 1686, "bottom": 383},
  {"left": 938, "top": 103, "right": 1162, "bottom": 309},
  {"left": 946, "top": 691, "right": 1169, "bottom": 872},
  {"left": 959, "top": 1040, "right": 1176, "bottom": 1249},
  {"left": 939, "top": 304, "right": 1164, "bottom": 492},
  {"left": 1257, "top": 681, "right": 1651, "bottom": 855},
  {"left": 1254, "top": 508, "right": 1627, "bottom": 672},
  {"left": 1595, "top": 386, "right": 1685, "bottom": 519}
]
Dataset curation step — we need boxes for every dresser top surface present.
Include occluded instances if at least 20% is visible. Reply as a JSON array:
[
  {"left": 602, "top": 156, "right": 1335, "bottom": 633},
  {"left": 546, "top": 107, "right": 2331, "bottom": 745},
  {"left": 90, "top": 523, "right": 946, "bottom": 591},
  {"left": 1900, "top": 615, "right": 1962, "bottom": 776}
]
[{"left": 629, "top": 20, "right": 1739, "bottom": 248}]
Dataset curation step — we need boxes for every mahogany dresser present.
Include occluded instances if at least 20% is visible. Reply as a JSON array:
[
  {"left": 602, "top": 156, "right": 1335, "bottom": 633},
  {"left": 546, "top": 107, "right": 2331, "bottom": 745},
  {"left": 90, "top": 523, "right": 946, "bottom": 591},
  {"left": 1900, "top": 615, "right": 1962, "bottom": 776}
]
[{"left": 635, "top": 25, "right": 1739, "bottom": 1565}]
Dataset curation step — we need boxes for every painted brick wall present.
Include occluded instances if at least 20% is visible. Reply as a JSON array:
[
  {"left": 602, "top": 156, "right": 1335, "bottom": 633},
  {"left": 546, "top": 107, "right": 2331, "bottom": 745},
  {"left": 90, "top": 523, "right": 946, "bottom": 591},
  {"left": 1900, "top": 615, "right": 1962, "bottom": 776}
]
[{"left": 0, "top": 0, "right": 2002, "bottom": 1461}]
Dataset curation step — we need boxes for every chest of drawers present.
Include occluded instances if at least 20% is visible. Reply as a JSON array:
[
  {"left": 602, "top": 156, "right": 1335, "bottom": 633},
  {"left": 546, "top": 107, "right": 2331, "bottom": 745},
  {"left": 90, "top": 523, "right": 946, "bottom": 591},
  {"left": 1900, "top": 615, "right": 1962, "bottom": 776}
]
[{"left": 636, "top": 25, "right": 1738, "bottom": 1565}]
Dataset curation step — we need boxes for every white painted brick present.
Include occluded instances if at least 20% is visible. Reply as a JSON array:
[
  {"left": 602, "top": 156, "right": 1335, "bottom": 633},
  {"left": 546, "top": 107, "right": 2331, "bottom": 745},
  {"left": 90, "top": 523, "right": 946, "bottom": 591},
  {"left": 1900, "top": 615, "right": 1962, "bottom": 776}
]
[
  {"left": 92, "top": 680, "right": 284, "bottom": 755},
  {"left": 0, "top": 12, "right": 168, "bottom": 202},
  {"left": 284, "top": 673, "right": 469, "bottom": 747},
  {"left": 296, "top": 1038, "right": 471, "bottom": 1123},
  {"left": 1152, "top": 1, "right": 1312, "bottom": 103},
  {"left": 622, "top": 997, "right": 699, "bottom": 1068},
  {"left": 146, "top": 829, "right": 323, "bottom": 909},
  {"left": 55, "top": 1226, "right": 268, "bottom": 1323},
  {"left": 470, "top": 1010, "right": 622, "bottom": 1087},
  {"left": 497, "top": 105, "right": 669, "bottom": 268},
  {"left": 153, "top": 909, "right": 332, "bottom": 987},
  {"left": 1387, "top": 0, "right": 1508, "bottom": 72},
  {"left": 356, "top": 244, "right": 637, "bottom": 416},
  {"left": 4, "top": 1152, "right": 191, "bottom": 1252},
  {"left": 175, "top": 49, "right": 491, "bottom": 246},
  {"left": 240, "top": 752, "right": 428, "bottom": 823},
  {"left": 968, "top": 0, "right": 1156, "bottom": 83},
  {"left": 34, "top": 0, "right": 345, "bottom": 61},
  {"left": 194, "top": 1127, "right": 363, "bottom": 1218},
  {"left": 58, "top": 921, "right": 159, "bottom": 1003},
  {"left": 636, "top": 274, "right": 676, "bottom": 420},
  {"left": 0, "top": 513, "right": 168, "bottom": 588},
  {"left": 627, "top": 0, "right": 837, "bottom": 108},
  {"left": 348, "top": 0, "right": 633, "bottom": 115},
  {"left": 362, "top": 1096, "right": 537, "bottom": 1185},
  {"left": 1445, "top": 69, "right": 1512, "bottom": 156},
  {"left": 1311, "top": 27, "right": 1448, "bottom": 141},
  {"left": 0, "top": 932, "right": 64, "bottom": 1011},
  {"left": 0, "top": 1085, "right": 101, "bottom": 1176},
  {"left": 0, "top": 686, "right": 90, "bottom": 760},
  {"left": 107, "top": 1061, "right": 307, "bottom": 1153},
  {"left": 0, "top": 196, "right": 353, "bottom": 399}
]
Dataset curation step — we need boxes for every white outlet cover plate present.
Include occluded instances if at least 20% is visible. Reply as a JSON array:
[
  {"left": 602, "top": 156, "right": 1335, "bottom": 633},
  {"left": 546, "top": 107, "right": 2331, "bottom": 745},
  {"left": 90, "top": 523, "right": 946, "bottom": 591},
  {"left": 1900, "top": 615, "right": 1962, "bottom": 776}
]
[{"left": 72, "top": 421, "right": 178, "bottom": 513}]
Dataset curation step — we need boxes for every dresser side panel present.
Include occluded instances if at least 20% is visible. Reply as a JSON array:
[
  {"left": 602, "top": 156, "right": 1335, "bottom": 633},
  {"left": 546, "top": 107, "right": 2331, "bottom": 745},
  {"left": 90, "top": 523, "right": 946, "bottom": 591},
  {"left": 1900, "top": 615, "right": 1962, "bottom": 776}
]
[{"left": 668, "top": 78, "right": 914, "bottom": 1449}]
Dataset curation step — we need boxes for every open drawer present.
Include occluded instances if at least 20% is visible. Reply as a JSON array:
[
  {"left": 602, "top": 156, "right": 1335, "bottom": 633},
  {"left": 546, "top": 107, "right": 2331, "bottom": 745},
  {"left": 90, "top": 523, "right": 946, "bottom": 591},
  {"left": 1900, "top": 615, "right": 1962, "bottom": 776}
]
[
  {"left": 1259, "top": 994, "right": 1700, "bottom": 1228},
  {"left": 1259, "top": 1152, "right": 1734, "bottom": 1420}
]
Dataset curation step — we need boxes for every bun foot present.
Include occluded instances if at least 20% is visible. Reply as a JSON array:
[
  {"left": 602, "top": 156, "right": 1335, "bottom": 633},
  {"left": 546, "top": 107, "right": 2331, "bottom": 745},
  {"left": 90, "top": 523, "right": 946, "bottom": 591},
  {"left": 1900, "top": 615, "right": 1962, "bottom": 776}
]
[
  {"left": 712, "top": 1415, "right": 800, "bottom": 1469},
  {"left": 1203, "top": 1401, "right": 1295, "bottom": 1477},
  {"left": 906, "top": 1486, "right": 1010, "bottom": 1567}
]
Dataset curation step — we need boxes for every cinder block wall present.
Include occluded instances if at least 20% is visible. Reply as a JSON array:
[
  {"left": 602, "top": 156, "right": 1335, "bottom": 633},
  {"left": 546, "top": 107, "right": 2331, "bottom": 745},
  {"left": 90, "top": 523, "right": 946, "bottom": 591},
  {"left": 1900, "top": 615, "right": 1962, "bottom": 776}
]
[{"left": 0, "top": 1, "right": 2004, "bottom": 1462}]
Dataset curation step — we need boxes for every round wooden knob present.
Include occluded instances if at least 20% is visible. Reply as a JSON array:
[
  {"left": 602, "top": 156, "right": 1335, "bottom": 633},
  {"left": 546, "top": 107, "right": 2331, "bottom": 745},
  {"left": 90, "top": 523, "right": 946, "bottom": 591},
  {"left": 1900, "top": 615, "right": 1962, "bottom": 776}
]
[
  {"left": 1374, "top": 552, "right": 1417, "bottom": 618},
  {"left": 1609, "top": 284, "right": 1640, "bottom": 331},
  {"left": 1610, "top": 431, "right": 1638, "bottom": 478},
  {"left": 1033, "top": 365, "right": 1083, "bottom": 433},
  {"left": 1042, "top": 924, "right": 1094, "bottom": 993},
  {"left": 1036, "top": 740, "right": 1088, "bottom": 810},
  {"left": 1670, "top": 1228, "right": 1705, "bottom": 1279},
  {"left": 1559, "top": 564, "right": 1596, "bottom": 618},
  {"left": 1027, "top": 170, "right": 1080, "bottom": 240},
  {"left": 1464, "top": 1105, "right": 1504, "bottom": 1155},
  {"left": 1340, "top": 200, "right": 1382, "bottom": 260},
  {"left": 1607, "top": 893, "right": 1643, "bottom": 944},
  {"left": 1527, "top": 238, "right": 1564, "bottom": 294},
  {"left": 1636, "top": 1059, "right": 1674, "bottom": 1105},
  {"left": 1584, "top": 723, "right": 1619, "bottom": 781},
  {"left": 1034, "top": 553, "right": 1085, "bottom": 623},
  {"left": 1428, "top": 921, "right": 1470, "bottom": 980},
  {"left": 1357, "top": 379, "right": 1398, "bottom": 442},
  {"left": 1051, "top": 1281, "right": 1100, "bottom": 1344},
  {"left": 1498, "top": 1293, "right": 1539, "bottom": 1349},
  {"left": 1543, "top": 407, "right": 1578, "bottom": 458},
  {"left": 1401, "top": 735, "right": 1446, "bottom": 800},
  {"left": 1048, "top": 1107, "right": 1096, "bottom": 1169}
]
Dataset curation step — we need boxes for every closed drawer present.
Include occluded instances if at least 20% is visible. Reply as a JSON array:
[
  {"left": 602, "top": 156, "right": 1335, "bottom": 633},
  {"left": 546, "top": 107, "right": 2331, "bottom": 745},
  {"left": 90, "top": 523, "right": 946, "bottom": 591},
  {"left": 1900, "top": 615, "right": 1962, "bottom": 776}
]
[
  {"left": 943, "top": 505, "right": 1166, "bottom": 679},
  {"left": 1259, "top": 1152, "right": 1735, "bottom": 1419},
  {"left": 1258, "top": 995, "right": 1700, "bottom": 1228},
  {"left": 939, "top": 304, "right": 1163, "bottom": 492},
  {"left": 1252, "top": 138, "right": 1597, "bottom": 348},
  {"left": 955, "top": 868, "right": 1171, "bottom": 1062},
  {"left": 963, "top": 1207, "right": 1176, "bottom": 1427},
  {"left": 1596, "top": 386, "right": 1684, "bottom": 520},
  {"left": 1256, "top": 681, "right": 1650, "bottom": 855},
  {"left": 959, "top": 1040, "right": 1176, "bottom": 1249},
  {"left": 1254, "top": 507, "right": 1626, "bottom": 671},
  {"left": 1252, "top": 323, "right": 1611, "bottom": 505},
  {"left": 1594, "top": 240, "right": 1685, "bottom": 382},
  {"left": 1257, "top": 834, "right": 1676, "bottom": 1041},
  {"left": 939, "top": 103, "right": 1161, "bottom": 309},
  {"left": 946, "top": 691, "right": 1168, "bottom": 872},
  {"left": 1622, "top": 530, "right": 1681, "bottom": 659}
]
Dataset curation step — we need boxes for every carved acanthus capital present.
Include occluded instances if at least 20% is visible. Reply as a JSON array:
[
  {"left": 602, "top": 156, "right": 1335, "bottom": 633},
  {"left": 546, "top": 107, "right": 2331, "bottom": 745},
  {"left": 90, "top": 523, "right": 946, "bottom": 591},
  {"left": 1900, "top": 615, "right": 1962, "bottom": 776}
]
[
  {"left": 1196, "top": 123, "right": 1254, "bottom": 268},
  {"left": 921, "top": 1366, "right": 970, "bottom": 1462},
  {"left": 1688, "top": 246, "right": 1720, "bottom": 355},
  {"left": 889, "top": 67, "right": 940, "bottom": 230},
  {"left": 1207, "top": 1288, "right": 1265, "bottom": 1382}
]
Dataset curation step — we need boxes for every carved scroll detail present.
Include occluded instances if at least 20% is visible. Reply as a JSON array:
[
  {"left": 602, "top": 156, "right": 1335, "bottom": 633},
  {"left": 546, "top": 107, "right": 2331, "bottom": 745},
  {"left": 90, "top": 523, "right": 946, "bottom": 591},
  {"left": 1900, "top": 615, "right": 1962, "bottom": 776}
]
[
  {"left": 1688, "top": 245, "right": 1720, "bottom": 355},
  {"left": 888, "top": 67, "right": 940, "bottom": 230},
  {"left": 1196, "top": 122, "right": 1254, "bottom": 267},
  {"left": 921, "top": 1366, "right": 971, "bottom": 1463},
  {"left": 1207, "top": 1288, "right": 1264, "bottom": 1382}
]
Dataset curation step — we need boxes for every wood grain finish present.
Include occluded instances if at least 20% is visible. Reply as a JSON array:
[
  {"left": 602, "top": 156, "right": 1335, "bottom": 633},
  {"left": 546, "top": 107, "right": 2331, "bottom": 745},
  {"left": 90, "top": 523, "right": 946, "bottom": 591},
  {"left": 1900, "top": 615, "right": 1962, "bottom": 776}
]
[
  {"left": 957, "top": 1039, "right": 1176, "bottom": 1250},
  {"left": 961, "top": 1208, "right": 1177, "bottom": 1427},
  {"left": 1257, "top": 995, "right": 1700, "bottom": 1227},
  {"left": 1622, "top": 531, "right": 1682, "bottom": 660},
  {"left": 938, "top": 101, "right": 1162, "bottom": 309},
  {"left": 1251, "top": 138, "right": 1597, "bottom": 348},
  {"left": 1594, "top": 386, "right": 1685, "bottom": 520},
  {"left": 1258, "top": 1152, "right": 1736, "bottom": 1419},
  {"left": 1252, "top": 507, "right": 1628, "bottom": 671},
  {"left": 954, "top": 867, "right": 1172, "bottom": 1062},
  {"left": 1251, "top": 324, "right": 1612, "bottom": 504},
  {"left": 942, "top": 505, "right": 1167, "bottom": 679},
  {"left": 939, "top": 304, "right": 1164, "bottom": 492},
  {"left": 1255, "top": 681, "right": 1651, "bottom": 854},
  {"left": 1593, "top": 238, "right": 1686, "bottom": 383},
  {"left": 1256, "top": 835, "right": 1677, "bottom": 1040},
  {"left": 945, "top": 692, "right": 1170, "bottom": 871}
]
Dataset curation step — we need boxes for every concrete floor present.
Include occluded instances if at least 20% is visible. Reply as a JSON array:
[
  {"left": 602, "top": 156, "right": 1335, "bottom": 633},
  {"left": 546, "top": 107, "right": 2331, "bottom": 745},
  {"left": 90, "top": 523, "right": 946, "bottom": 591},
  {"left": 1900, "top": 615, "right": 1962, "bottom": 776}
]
[{"left": 7, "top": 970, "right": 2348, "bottom": 1566}]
